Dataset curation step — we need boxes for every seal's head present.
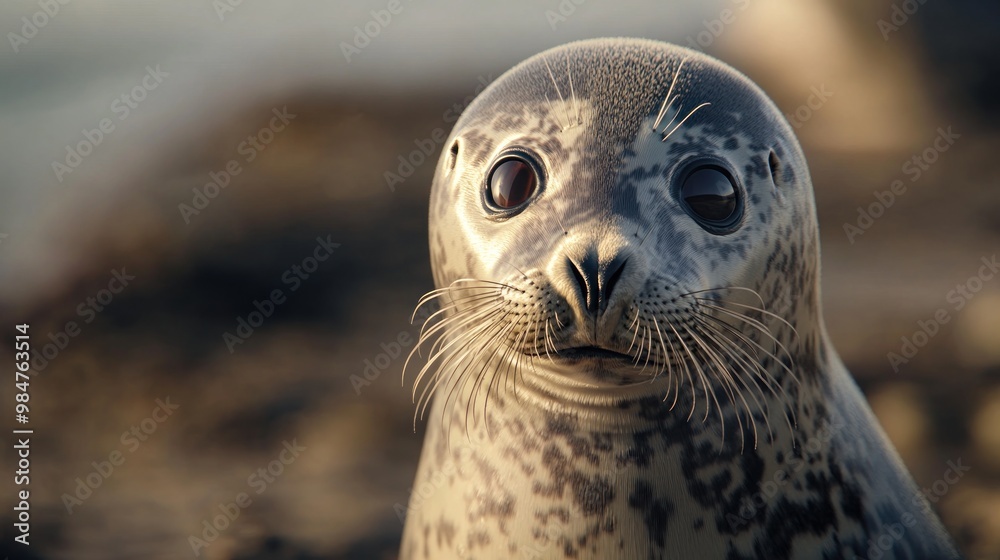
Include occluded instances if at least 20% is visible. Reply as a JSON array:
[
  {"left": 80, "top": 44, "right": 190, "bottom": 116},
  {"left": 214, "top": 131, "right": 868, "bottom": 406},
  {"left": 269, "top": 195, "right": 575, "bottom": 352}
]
[{"left": 413, "top": 38, "right": 822, "bottom": 432}]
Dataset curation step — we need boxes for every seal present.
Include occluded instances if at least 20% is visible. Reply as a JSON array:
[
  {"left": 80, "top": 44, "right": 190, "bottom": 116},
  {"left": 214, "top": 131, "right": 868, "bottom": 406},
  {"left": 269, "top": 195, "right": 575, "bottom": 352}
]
[{"left": 399, "top": 38, "right": 960, "bottom": 560}]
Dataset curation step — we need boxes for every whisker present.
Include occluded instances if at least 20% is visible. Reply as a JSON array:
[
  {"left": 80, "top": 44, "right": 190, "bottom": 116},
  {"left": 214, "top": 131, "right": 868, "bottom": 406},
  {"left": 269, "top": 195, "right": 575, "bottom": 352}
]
[
  {"left": 566, "top": 55, "right": 581, "bottom": 126},
  {"left": 666, "top": 321, "right": 700, "bottom": 422},
  {"left": 414, "top": 318, "right": 500, "bottom": 425},
  {"left": 694, "top": 314, "right": 772, "bottom": 398},
  {"left": 697, "top": 313, "right": 797, "bottom": 439},
  {"left": 649, "top": 315, "right": 669, "bottom": 383},
  {"left": 685, "top": 324, "right": 737, "bottom": 447},
  {"left": 543, "top": 58, "right": 571, "bottom": 131},
  {"left": 627, "top": 306, "right": 642, "bottom": 354},
  {"left": 417, "top": 329, "right": 488, "bottom": 431},
  {"left": 638, "top": 324, "right": 654, "bottom": 375},
  {"left": 469, "top": 314, "right": 519, "bottom": 436},
  {"left": 415, "top": 277, "right": 515, "bottom": 302},
  {"left": 693, "top": 320, "right": 798, "bottom": 447},
  {"left": 637, "top": 225, "right": 656, "bottom": 249},
  {"left": 438, "top": 312, "right": 510, "bottom": 439},
  {"left": 632, "top": 322, "right": 647, "bottom": 367},
  {"left": 651, "top": 317, "right": 680, "bottom": 412},
  {"left": 693, "top": 316, "right": 776, "bottom": 446},
  {"left": 694, "top": 302, "right": 799, "bottom": 385},
  {"left": 501, "top": 318, "right": 531, "bottom": 398},
  {"left": 543, "top": 317, "right": 557, "bottom": 362},
  {"left": 531, "top": 308, "right": 545, "bottom": 358},
  {"left": 405, "top": 298, "right": 501, "bottom": 376},
  {"left": 661, "top": 102, "right": 710, "bottom": 142},
  {"left": 691, "top": 321, "right": 770, "bottom": 451},
  {"left": 653, "top": 59, "right": 686, "bottom": 131},
  {"left": 697, "top": 311, "right": 798, "bottom": 392},
  {"left": 450, "top": 278, "right": 525, "bottom": 291},
  {"left": 682, "top": 285, "right": 766, "bottom": 308},
  {"left": 416, "top": 293, "right": 504, "bottom": 343},
  {"left": 541, "top": 198, "right": 569, "bottom": 236},
  {"left": 694, "top": 296, "right": 799, "bottom": 339},
  {"left": 411, "top": 303, "right": 504, "bottom": 403}
]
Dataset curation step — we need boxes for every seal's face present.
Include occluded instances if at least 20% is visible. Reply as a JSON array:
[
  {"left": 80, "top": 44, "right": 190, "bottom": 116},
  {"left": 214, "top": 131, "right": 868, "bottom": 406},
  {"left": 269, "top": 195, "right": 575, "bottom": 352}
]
[{"left": 415, "top": 39, "right": 820, "bottom": 424}]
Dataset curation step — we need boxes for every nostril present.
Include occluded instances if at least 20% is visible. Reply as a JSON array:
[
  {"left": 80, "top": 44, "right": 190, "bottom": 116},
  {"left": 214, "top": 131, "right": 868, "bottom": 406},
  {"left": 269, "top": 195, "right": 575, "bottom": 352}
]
[
  {"left": 603, "top": 258, "right": 628, "bottom": 307},
  {"left": 567, "top": 252, "right": 628, "bottom": 316},
  {"left": 568, "top": 257, "right": 589, "bottom": 306}
]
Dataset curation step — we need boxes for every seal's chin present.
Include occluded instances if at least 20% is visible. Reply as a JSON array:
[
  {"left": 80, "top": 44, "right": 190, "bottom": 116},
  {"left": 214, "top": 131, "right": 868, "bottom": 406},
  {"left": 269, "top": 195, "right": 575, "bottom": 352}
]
[{"left": 527, "top": 344, "right": 667, "bottom": 388}]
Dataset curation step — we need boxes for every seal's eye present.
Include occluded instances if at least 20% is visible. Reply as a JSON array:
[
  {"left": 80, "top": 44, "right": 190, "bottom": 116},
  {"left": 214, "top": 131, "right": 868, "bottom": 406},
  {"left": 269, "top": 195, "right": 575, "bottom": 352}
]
[
  {"left": 487, "top": 158, "right": 537, "bottom": 209},
  {"left": 680, "top": 165, "right": 739, "bottom": 226}
]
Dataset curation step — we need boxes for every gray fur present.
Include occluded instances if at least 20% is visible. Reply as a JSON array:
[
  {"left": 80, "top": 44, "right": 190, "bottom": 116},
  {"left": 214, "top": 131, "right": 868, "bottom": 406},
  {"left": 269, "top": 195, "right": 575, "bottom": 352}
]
[{"left": 400, "top": 38, "right": 960, "bottom": 560}]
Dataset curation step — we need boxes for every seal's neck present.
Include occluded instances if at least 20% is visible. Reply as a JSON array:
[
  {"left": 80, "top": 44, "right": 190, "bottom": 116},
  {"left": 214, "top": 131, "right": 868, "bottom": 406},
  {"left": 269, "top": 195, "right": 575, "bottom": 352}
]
[{"left": 405, "top": 326, "right": 837, "bottom": 559}]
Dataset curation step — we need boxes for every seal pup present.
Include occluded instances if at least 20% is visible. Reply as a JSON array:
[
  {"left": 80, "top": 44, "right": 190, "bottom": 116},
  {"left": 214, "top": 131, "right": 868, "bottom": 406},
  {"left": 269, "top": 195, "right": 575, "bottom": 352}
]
[{"left": 399, "top": 38, "right": 960, "bottom": 560}]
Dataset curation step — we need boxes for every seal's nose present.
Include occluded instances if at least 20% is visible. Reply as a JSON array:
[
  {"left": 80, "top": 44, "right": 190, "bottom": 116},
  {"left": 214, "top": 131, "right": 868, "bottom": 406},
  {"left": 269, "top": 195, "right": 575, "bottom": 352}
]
[{"left": 566, "top": 250, "right": 629, "bottom": 315}]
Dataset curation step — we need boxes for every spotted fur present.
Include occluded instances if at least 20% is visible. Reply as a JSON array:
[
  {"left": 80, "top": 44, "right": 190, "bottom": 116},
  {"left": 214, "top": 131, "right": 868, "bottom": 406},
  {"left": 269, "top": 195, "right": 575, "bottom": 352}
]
[{"left": 400, "top": 38, "right": 960, "bottom": 560}]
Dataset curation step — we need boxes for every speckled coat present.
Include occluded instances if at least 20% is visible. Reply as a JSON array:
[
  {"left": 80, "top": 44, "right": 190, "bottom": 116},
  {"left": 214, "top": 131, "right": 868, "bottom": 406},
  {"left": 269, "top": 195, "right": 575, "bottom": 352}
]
[{"left": 399, "top": 38, "right": 960, "bottom": 560}]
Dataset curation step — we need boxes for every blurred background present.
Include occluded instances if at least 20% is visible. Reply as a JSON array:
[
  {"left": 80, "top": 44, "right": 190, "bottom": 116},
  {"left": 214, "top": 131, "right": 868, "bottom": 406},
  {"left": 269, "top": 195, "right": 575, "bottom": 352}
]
[{"left": 1, "top": 1, "right": 998, "bottom": 558}]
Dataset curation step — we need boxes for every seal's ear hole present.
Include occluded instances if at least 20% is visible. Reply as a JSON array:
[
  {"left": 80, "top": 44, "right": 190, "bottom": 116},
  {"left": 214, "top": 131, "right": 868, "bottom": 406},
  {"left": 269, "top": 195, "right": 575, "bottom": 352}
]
[
  {"left": 768, "top": 150, "right": 781, "bottom": 186},
  {"left": 445, "top": 140, "right": 460, "bottom": 175}
]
